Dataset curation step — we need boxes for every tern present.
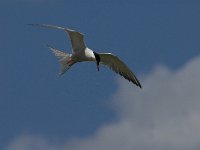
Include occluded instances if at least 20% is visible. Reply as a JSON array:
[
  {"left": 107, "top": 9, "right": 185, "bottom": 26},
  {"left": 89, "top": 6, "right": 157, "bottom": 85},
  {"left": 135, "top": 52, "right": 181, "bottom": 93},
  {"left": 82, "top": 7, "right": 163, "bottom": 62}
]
[{"left": 29, "top": 24, "right": 142, "bottom": 88}]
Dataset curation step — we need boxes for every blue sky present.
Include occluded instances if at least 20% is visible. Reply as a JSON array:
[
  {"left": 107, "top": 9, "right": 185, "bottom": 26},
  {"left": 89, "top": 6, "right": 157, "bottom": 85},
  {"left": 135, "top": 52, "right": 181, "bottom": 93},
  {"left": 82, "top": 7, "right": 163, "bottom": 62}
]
[{"left": 1, "top": 0, "right": 200, "bottom": 149}]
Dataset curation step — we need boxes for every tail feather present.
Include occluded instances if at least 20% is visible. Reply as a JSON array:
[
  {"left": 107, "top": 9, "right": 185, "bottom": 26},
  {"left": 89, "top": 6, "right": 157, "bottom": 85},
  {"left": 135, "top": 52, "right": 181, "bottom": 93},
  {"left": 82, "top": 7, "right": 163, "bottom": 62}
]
[{"left": 48, "top": 45, "right": 73, "bottom": 75}]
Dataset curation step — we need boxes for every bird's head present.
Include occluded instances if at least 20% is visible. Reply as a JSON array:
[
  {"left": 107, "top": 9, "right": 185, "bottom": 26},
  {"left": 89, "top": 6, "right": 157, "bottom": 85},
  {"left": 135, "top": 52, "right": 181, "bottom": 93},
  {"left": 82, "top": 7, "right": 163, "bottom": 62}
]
[{"left": 93, "top": 52, "right": 101, "bottom": 71}]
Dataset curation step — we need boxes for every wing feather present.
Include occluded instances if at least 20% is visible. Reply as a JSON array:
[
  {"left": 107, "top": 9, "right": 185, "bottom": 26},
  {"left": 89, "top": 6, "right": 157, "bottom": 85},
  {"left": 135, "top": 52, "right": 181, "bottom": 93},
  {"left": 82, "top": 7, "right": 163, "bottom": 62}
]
[
  {"left": 99, "top": 53, "right": 142, "bottom": 88},
  {"left": 28, "top": 24, "right": 86, "bottom": 53}
]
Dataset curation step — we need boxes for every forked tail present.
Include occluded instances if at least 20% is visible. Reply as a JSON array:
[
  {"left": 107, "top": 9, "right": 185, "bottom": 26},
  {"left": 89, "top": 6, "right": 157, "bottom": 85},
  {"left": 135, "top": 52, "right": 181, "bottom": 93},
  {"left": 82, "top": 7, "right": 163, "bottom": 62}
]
[{"left": 47, "top": 45, "right": 74, "bottom": 75}]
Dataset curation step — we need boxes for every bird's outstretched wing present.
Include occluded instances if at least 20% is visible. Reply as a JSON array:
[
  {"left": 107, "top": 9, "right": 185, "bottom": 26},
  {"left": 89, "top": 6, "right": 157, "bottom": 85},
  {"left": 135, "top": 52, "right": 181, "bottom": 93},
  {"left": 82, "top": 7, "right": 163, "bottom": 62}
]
[
  {"left": 28, "top": 24, "right": 86, "bottom": 53},
  {"left": 99, "top": 53, "right": 142, "bottom": 88}
]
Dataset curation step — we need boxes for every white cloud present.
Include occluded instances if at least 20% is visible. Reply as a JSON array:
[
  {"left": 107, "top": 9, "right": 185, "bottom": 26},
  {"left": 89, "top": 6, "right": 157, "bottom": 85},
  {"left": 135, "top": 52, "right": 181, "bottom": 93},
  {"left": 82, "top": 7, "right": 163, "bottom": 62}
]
[
  {"left": 6, "top": 56, "right": 200, "bottom": 150},
  {"left": 5, "top": 135, "right": 59, "bottom": 150}
]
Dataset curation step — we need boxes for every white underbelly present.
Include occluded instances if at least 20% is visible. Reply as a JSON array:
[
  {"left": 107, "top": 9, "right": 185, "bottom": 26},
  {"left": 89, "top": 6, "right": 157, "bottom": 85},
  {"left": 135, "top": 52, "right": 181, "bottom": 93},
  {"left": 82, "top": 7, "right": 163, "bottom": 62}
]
[{"left": 72, "top": 48, "right": 96, "bottom": 62}]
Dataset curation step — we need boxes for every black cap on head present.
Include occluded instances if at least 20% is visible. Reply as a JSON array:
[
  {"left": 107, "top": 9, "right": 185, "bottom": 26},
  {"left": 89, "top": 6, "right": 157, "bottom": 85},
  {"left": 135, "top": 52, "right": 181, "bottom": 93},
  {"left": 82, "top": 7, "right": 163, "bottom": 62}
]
[
  {"left": 93, "top": 51, "right": 101, "bottom": 62},
  {"left": 93, "top": 52, "right": 101, "bottom": 71}
]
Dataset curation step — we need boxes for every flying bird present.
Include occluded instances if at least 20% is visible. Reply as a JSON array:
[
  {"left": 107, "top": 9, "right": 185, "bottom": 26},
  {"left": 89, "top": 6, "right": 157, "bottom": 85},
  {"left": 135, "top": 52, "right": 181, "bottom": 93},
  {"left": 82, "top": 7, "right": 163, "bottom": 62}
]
[{"left": 29, "top": 24, "right": 142, "bottom": 88}]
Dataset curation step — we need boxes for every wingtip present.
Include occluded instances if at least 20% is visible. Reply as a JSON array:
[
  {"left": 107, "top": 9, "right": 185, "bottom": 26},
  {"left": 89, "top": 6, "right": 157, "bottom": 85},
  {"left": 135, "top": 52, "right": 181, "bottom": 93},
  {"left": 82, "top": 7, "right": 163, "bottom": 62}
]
[
  {"left": 136, "top": 79, "right": 142, "bottom": 88},
  {"left": 138, "top": 83, "right": 142, "bottom": 89},
  {"left": 134, "top": 76, "right": 142, "bottom": 88},
  {"left": 131, "top": 78, "right": 142, "bottom": 88},
  {"left": 132, "top": 81, "right": 142, "bottom": 88}
]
